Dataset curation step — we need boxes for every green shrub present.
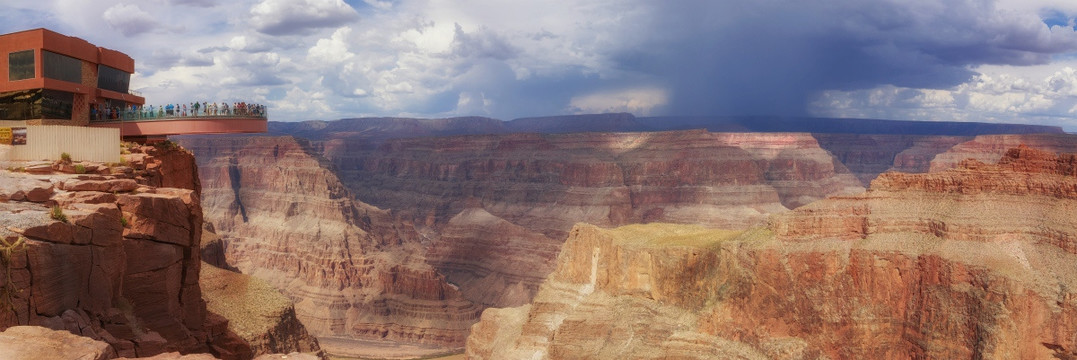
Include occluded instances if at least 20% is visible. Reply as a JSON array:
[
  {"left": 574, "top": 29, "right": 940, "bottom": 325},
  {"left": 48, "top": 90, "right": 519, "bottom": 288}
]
[
  {"left": 60, "top": 152, "right": 72, "bottom": 163},
  {"left": 50, "top": 206, "right": 67, "bottom": 223},
  {"left": 154, "top": 140, "right": 178, "bottom": 150},
  {"left": 74, "top": 164, "right": 86, "bottom": 174},
  {"left": 120, "top": 216, "right": 129, "bottom": 228}
]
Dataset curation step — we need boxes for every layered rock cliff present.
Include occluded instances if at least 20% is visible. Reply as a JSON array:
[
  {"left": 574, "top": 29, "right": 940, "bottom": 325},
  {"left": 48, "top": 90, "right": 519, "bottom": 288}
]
[
  {"left": 468, "top": 146, "right": 1077, "bottom": 359},
  {"left": 928, "top": 133, "right": 1077, "bottom": 171},
  {"left": 177, "top": 136, "right": 483, "bottom": 347},
  {"left": 0, "top": 145, "right": 223, "bottom": 357},
  {"left": 323, "top": 130, "right": 863, "bottom": 307},
  {"left": 812, "top": 134, "right": 971, "bottom": 185}
]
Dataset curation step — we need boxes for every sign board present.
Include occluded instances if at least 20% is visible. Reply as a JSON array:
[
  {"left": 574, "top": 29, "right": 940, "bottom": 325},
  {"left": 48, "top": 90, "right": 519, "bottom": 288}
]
[
  {"left": 0, "top": 128, "right": 10, "bottom": 145},
  {"left": 11, "top": 127, "right": 26, "bottom": 145}
]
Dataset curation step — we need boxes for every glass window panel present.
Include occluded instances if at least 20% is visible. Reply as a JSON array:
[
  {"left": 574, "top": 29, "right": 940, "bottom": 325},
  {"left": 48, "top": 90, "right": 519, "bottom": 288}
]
[
  {"left": 0, "top": 89, "right": 42, "bottom": 120},
  {"left": 97, "top": 65, "right": 130, "bottom": 94},
  {"left": 42, "top": 50, "right": 82, "bottom": 83},
  {"left": 41, "top": 89, "right": 72, "bottom": 120},
  {"left": 8, "top": 50, "right": 34, "bottom": 81}
]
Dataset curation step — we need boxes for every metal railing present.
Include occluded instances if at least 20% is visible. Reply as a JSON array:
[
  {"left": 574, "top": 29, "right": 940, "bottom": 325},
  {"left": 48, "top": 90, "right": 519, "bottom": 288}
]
[{"left": 89, "top": 102, "right": 267, "bottom": 122}]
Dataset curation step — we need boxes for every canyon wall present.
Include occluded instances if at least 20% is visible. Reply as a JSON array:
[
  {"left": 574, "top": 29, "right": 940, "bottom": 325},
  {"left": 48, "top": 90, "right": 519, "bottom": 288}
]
[
  {"left": 323, "top": 130, "right": 865, "bottom": 307},
  {"left": 177, "top": 136, "right": 483, "bottom": 346},
  {"left": 812, "top": 133, "right": 972, "bottom": 185},
  {"left": 468, "top": 146, "right": 1077, "bottom": 359},
  {"left": 928, "top": 133, "right": 1077, "bottom": 171}
]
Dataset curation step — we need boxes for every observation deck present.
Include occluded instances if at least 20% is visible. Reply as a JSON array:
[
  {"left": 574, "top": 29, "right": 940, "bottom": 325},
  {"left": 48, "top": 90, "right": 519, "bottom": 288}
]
[{"left": 87, "top": 104, "right": 268, "bottom": 143}]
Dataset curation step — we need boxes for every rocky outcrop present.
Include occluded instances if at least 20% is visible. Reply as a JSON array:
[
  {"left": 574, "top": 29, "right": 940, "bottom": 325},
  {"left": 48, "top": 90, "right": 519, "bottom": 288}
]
[
  {"left": 468, "top": 146, "right": 1077, "bottom": 359},
  {"left": 0, "top": 152, "right": 219, "bottom": 357},
  {"left": 200, "top": 259, "right": 324, "bottom": 359},
  {"left": 177, "top": 136, "right": 483, "bottom": 347},
  {"left": 0, "top": 326, "right": 115, "bottom": 360}
]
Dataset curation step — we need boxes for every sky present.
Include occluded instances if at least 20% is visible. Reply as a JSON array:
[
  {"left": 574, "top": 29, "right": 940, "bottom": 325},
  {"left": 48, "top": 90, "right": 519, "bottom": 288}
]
[{"left": 5, "top": 0, "right": 1077, "bottom": 129}]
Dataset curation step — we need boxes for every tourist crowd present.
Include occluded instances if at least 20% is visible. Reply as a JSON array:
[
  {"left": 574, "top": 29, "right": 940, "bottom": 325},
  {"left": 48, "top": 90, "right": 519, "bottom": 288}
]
[{"left": 90, "top": 101, "right": 267, "bottom": 121}]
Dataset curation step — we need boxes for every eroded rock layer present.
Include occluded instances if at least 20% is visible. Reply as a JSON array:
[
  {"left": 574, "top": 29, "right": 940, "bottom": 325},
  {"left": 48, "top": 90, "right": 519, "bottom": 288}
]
[
  {"left": 324, "top": 130, "right": 863, "bottom": 307},
  {"left": 812, "top": 133, "right": 971, "bottom": 185},
  {"left": 928, "top": 133, "right": 1077, "bottom": 171},
  {"left": 178, "top": 136, "right": 483, "bottom": 346},
  {"left": 0, "top": 145, "right": 231, "bottom": 357},
  {"left": 468, "top": 146, "right": 1077, "bottom": 359}
]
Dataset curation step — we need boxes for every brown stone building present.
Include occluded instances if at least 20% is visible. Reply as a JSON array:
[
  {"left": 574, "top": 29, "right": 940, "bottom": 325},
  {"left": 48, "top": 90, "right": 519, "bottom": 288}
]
[{"left": 0, "top": 28, "right": 144, "bottom": 125}]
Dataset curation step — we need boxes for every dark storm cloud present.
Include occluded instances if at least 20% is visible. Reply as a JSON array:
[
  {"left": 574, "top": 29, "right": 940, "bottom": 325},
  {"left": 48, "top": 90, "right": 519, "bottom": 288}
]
[
  {"left": 451, "top": 24, "right": 520, "bottom": 60},
  {"left": 618, "top": 0, "right": 1077, "bottom": 117}
]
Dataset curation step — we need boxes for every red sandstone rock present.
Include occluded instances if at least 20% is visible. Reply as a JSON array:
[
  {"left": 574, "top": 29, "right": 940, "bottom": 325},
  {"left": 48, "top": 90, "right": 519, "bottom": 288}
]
[
  {"left": 467, "top": 147, "right": 1077, "bottom": 359},
  {"left": 928, "top": 133, "right": 1077, "bottom": 171},
  {"left": 0, "top": 176, "right": 54, "bottom": 202},
  {"left": 0, "top": 146, "right": 254, "bottom": 358},
  {"left": 61, "top": 178, "right": 139, "bottom": 192},
  {"left": 0, "top": 326, "right": 115, "bottom": 360}
]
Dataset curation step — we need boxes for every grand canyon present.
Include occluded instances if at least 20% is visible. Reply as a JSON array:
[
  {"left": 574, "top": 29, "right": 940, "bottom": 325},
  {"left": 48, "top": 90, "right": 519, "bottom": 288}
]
[{"left": 4, "top": 114, "right": 1077, "bottom": 359}]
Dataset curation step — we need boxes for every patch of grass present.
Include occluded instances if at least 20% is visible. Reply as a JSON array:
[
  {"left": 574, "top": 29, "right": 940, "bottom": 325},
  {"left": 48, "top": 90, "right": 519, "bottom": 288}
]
[
  {"left": 60, "top": 152, "right": 72, "bottom": 163},
  {"left": 50, "top": 206, "right": 67, "bottom": 223},
  {"left": 120, "top": 216, "right": 128, "bottom": 228},
  {"left": 73, "top": 164, "right": 86, "bottom": 174}
]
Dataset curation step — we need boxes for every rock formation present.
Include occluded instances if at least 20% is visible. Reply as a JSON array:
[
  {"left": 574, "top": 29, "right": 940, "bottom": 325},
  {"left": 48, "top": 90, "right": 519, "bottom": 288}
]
[
  {"left": 928, "top": 133, "right": 1077, "bottom": 171},
  {"left": 0, "top": 326, "right": 115, "bottom": 360},
  {"left": 200, "top": 257, "right": 324, "bottom": 358},
  {"left": 0, "top": 144, "right": 227, "bottom": 357},
  {"left": 323, "top": 130, "right": 863, "bottom": 307},
  {"left": 812, "top": 133, "right": 971, "bottom": 185},
  {"left": 468, "top": 146, "right": 1077, "bottom": 359},
  {"left": 177, "top": 136, "right": 483, "bottom": 347}
]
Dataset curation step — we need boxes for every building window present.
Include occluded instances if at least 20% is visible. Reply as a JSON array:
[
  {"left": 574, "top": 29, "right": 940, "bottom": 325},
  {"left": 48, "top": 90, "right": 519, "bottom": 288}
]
[
  {"left": 8, "top": 50, "right": 34, "bottom": 81},
  {"left": 0, "top": 89, "right": 42, "bottom": 120},
  {"left": 42, "top": 50, "right": 82, "bottom": 84},
  {"left": 41, "top": 89, "right": 73, "bottom": 120},
  {"left": 0, "top": 89, "right": 73, "bottom": 120},
  {"left": 97, "top": 65, "right": 130, "bottom": 94}
]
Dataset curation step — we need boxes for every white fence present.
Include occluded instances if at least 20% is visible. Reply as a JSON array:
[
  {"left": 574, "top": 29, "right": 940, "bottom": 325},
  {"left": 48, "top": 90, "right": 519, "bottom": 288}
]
[{"left": 0, "top": 125, "right": 120, "bottom": 163}]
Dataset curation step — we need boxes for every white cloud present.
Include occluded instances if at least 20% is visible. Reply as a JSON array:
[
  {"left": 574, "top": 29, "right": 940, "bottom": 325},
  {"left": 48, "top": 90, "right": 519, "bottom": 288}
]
[
  {"left": 250, "top": 0, "right": 360, "bottom": 35},
  {"left": 568, "top": 87, "right": 669, "bottom": 116},
  {"left": 103, "top": 4, "right": 159, "bottom": 36},
  {"left": 12, "top": 0, "right": 1077, "bottom": 127},
  {"left": 809, "top": 61, "right": 1077, "bottom": 129}
]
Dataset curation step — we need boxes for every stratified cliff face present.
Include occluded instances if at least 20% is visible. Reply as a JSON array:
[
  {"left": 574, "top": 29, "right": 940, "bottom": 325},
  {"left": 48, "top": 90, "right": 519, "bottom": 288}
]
[
  {"left": 0, "top": 145, "right": 226, "bottom": 358},
  {"left": 812, "top": 134, "right": 971, "bottom": 185},
  {"left": 177, "top": 136, "right": 483, "bottom": 346},
  {"left": 929, "top": 133, "right": 1077, "bottom": 171},
  {"left": 468, "top": 146, "right": 1077, "bottom": 359},
  {"left": 325, "top": 130, "right": 863, "bottom": 307}
]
